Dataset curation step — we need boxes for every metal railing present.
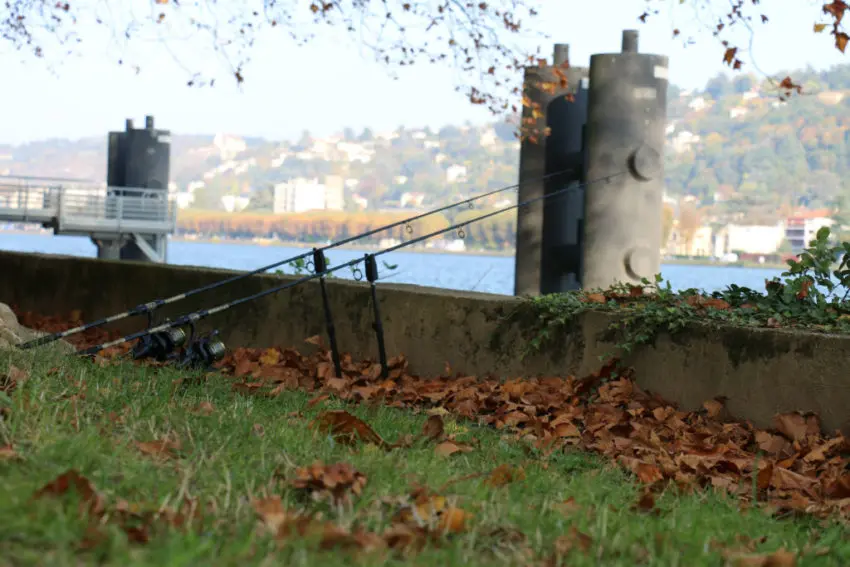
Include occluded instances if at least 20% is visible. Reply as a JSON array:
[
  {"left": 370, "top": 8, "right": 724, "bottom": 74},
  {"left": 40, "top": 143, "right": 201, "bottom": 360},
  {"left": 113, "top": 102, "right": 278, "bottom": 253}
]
[{"left": 0, "top": 181, "right": 178, "bottom": 234}]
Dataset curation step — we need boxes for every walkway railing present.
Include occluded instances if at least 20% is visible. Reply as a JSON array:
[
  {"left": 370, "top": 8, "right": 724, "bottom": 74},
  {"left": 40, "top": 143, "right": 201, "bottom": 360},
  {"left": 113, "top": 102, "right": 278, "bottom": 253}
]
[{"left": 0, "top": 180, "right": 178, "bottom": 235}]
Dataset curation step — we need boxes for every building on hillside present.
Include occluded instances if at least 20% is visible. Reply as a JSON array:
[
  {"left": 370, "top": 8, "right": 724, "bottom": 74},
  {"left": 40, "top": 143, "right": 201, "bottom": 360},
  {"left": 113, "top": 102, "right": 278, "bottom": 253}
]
[
  {"left": 213, "top": 133, "right": 247, "bottom": 161},
  {"left": 324, "top": 176, "right": 345, "bottom": 211},
  {"left": 688, "top": 97, "right": 708, "bottom": 111},
  {"left": 785, "top": 211, "right": 835, "bottom": 253},
  {"left": 446, "top": 164, "right": 468, "bottom": 183},
  {"left": 273, "top": 176, "right": 345, "bottom": 214},
  {"left": 713, "top": 223, "right": 786, "bottom": 257},
  {"left": 400, "top": 192, "right": 426, "bottom": 208},
  {"left": 665, "top": 225, "right": 713, "bottom": 257},
  {"left": 350, "top": 194, "right": 369, "bottom": 210},
  {"left": 670, "top": 131, "right": 700, "bottom": 154},
  {"left": 220, "top": 195, "right": 251, "bottom": 213},
  {"left": 174, "top": 192, "right": 195, "bottom": 210}
]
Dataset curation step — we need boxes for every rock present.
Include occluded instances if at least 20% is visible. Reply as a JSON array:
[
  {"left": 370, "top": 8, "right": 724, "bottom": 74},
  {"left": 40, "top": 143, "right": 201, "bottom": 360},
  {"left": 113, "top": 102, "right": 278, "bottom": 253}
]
[{"left": 0, "top": 303, "right": 75, "bottom": 354}]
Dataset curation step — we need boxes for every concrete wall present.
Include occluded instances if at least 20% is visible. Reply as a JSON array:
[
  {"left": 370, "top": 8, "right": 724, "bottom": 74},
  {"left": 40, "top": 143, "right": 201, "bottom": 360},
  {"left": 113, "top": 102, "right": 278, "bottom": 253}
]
[{"left": 1, "top": 250, "right": 849, "bottom": 435}]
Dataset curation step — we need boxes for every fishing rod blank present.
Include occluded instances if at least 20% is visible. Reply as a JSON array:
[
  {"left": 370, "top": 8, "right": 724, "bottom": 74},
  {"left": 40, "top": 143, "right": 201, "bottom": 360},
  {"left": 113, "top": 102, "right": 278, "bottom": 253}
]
[
  {"left": 78, "top": 256, "right": 367, "bottom": 357},
  {"left": 77, "top": 170, "right": 625, "bottom": 358},
  {"left": 18, "top": 168, "right": 575, "bottom": 350}
]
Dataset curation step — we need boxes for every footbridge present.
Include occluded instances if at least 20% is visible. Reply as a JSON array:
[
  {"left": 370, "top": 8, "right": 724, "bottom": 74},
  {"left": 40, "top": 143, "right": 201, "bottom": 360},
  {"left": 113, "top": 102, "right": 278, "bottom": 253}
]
[{"left": 0, "top": 175, "right": 178, "bottom": 263}]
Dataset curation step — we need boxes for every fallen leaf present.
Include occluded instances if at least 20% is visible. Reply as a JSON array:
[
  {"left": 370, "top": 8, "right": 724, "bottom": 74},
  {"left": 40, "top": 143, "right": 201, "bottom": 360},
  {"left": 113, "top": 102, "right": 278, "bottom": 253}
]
[
  {"left": 703, "top": 399, "right": 724, "bottom": 418},
  {"left": 554, "top": 526, "right": 593, "bottom": 555},
  {"left": 192, "top": 401, "right": 215, "bottom": 415},
  {"left": 312, "top": 410, "right": 388, "bottom": 448},
  {"left": 774, "top": 413, "right": 813, "bottom": 442},
  {"left": 33, "top": 469, "right": 105, "bottom": 516},
  {"left": 421, "top": 415, "right": 444, "bottom": 442},
  {"left": 436, "top": 506, "right": 470, "bottom": 533},
  {"left": 435, "top": 440, "right": 474, "bottom": 458},
  {"left": 253, "top": 495, "right": 288, "bottom": 534},
  {"left": 484, "top": 464, "right": 526, "bottom": 487},
  {"left": 134, "top": 438, "right": 181, "bottom": 460},
  {"left": 729, "top": 548, "right": 797, "bottom": 567},
  {"left": 290, "top": 461, "right": 368, "bottom": 504}
]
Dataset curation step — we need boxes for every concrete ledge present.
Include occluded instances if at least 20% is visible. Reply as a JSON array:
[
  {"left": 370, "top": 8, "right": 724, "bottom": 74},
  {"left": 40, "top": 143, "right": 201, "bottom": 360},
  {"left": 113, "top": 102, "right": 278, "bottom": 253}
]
[{"left": 1, "top": 249, "right": 849, "bottom": 435}]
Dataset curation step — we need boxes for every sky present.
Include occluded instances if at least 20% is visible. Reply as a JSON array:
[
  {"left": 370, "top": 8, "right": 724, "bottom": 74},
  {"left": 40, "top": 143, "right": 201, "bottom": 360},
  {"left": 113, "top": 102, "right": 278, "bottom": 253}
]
[{"left": 0, "top": 0, "right": 846, "bottom": 145}]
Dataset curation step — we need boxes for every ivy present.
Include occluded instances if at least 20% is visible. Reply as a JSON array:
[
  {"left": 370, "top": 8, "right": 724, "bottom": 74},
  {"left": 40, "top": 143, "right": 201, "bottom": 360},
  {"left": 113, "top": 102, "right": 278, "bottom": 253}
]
[{"left": 517, "top": 226, "right": 850, "bottom": 363}]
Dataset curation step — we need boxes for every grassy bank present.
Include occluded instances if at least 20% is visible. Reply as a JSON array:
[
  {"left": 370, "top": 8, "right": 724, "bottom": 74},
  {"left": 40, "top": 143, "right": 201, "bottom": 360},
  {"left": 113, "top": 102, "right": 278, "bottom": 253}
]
[{"left": 1, "top": 344, "right": 848, "bottom": 566}]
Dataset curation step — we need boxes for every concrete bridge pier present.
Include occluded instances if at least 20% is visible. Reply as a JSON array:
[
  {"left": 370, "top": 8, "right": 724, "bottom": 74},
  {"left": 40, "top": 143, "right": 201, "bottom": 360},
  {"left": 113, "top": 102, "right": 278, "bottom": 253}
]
[{"left": 94, "top": 237, "right": 125, "bottom": 261}]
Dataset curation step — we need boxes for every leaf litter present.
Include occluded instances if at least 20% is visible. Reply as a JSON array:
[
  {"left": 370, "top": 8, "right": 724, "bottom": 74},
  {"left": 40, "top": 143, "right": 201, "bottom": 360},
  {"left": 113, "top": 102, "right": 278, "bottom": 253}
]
[{"left": 212, "top": 340, "right": 850, "bottom": 523}]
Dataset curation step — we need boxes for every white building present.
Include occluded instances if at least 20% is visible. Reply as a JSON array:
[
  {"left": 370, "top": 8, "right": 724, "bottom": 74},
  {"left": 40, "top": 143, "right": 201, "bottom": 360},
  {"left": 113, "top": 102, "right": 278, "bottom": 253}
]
[
  {"left": 174, "top": 192, "right": 195, "bottom": 210},
  {"left": 273, "top": 176, "right": 345, "bottom": 214},
  {"left": 446, "top": 164, "right": 468, "bottom": 183},
  {"left": 213, "top": 133, "right": 247, "bottom": 161},
  {"left": 715, "top": 223, "right": 786, "bottom": 256},
  {"left": 220, "top": 195, "right": 251, "bottom": 213},
  {"left": 785, "top": 214, "right": 835, "bottom": 253}
]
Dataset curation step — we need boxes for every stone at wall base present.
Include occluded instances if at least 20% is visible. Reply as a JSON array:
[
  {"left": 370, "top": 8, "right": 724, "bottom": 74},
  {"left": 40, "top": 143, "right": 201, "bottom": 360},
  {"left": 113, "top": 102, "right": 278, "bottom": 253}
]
[{"left": 0, "top": 303, "right": 74, "bottom": 354}]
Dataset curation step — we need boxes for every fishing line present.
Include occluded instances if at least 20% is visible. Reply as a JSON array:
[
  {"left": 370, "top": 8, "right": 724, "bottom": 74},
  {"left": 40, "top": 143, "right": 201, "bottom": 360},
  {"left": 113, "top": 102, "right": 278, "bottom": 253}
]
[
  {"left": 76, "top": 170, "right": 625, "bottom": 358},
  {"left": 18, "top": 167, "right": 576, "bottom": 349}
]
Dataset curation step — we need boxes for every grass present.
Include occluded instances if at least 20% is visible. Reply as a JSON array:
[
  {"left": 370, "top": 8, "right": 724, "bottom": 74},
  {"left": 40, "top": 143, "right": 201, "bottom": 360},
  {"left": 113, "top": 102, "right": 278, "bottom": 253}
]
[{"left": 1, "top": 345, "right": 849, "bottom": 566}]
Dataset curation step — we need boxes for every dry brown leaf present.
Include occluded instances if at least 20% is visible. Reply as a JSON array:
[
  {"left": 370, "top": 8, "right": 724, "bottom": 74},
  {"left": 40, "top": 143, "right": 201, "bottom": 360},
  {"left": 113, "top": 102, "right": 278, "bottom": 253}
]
[
  {"left": 703, "top": 399, "right": 724, "bottom": 418},
  {"left": 290, "top": 461, "right": 368, "bottom": 504},
  {"left": 435, "top": 440, "right": 474, "bottom": 458},
  {"left": 484, "top": 464, "right": 526, "bottom": 487},
  {"left": 421, "top": 415, "right": 445, "bottom": 442},
  {"left": 134, "top": 438, "right": 181, "bottom": 460},
  {"left": 729, "top": 548, "right": 797, "bottom": 567},
  {"left": 192, "top": 401, "right": 215, "bottom": 415},
  {"left": 774, "top": 413, "right": 816, "bottom": 443},
  {"left": 554, "top": 526, "right": 593, "bottom": 555},
  {"left": 312, "top": 410, "right": 388, "bottom": 448},
  {"left": 436, "top": 506, "right": 471, "bottom": 533},
  {"left": 33, "top": 469, "right": 105, "bottom": 516}
]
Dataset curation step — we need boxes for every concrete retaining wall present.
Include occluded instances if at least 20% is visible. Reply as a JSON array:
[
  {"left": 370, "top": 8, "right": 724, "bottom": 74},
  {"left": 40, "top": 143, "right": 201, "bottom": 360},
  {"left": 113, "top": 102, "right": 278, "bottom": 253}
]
[{"left": 1, "top": 249, "right": 849, "bottom": 435}]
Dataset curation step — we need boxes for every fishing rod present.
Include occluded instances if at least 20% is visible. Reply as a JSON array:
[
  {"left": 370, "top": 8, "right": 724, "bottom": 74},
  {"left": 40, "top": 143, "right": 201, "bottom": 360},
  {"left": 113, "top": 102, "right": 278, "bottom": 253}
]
[
  {"left": 74, "top": 170, "right": 626, "bottom": 371},
  {"left": 18, "top": 167, "right": 576, "bottom": 350}
]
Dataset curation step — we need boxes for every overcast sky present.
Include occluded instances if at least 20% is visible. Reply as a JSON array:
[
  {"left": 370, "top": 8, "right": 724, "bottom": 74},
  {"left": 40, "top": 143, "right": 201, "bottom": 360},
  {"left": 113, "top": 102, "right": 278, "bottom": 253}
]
[{"left": 0, "top": 0, "right": 845, "bottom": 144}]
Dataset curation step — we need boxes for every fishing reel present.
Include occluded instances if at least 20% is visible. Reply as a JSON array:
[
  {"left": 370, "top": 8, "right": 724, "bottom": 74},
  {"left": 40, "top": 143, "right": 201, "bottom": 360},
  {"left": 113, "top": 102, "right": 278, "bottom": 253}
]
[
  {"left": 177, "top": 328, "right": 227, "bottom": 370},
  {"left": 132, "top": 326, "right": 187, "bottom": 362}
]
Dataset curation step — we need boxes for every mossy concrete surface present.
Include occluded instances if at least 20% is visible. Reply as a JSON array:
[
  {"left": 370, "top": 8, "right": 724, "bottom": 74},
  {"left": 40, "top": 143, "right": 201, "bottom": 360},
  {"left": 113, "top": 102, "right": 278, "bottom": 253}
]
[{"left": 1, "top": 249, "right": 849, "bottom": 435}]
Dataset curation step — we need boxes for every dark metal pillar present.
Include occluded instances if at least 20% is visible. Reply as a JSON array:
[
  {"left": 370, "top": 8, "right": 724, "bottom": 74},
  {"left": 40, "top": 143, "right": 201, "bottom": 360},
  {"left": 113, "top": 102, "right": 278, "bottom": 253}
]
[
  {"left": 582, "top": 30, "right": 668, "bottom": 289},
  {"left": 101, "top": 115, "right": 172, "bottom": 263},
  {"left": 514, "top": 44, "right": 589, "bottom": 297}
]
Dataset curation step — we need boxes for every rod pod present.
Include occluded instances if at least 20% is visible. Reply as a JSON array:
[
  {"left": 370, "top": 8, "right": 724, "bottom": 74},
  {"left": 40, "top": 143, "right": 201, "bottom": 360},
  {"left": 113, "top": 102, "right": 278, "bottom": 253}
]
[
  {"left": 312, "top": 248, "right": 343, "bottom": 377},
  {"left": 364, "top": 254, "right": 388, "bottom": 378}
]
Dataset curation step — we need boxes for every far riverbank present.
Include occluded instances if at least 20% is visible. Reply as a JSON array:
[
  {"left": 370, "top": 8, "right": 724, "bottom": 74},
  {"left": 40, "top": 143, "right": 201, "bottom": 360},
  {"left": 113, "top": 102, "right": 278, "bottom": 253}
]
[{"left": 0, "top": 227, "right": 787, "bottom": 270}]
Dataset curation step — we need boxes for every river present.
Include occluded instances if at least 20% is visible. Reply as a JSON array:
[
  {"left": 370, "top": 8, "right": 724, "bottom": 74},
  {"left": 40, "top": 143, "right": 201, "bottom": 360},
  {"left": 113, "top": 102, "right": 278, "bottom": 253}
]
[{"left": 0, "top": 232, "right": 784, "bottom": 296}]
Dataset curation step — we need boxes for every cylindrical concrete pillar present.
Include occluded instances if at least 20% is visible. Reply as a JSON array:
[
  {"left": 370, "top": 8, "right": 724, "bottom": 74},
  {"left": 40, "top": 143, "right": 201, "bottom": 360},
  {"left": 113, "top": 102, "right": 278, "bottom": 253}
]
[
  {"left": 581, "top": 29, "right": 668, "bottom": 290},
  {"left": 514, "top": 52, "right": 590, "bottom": 297}
]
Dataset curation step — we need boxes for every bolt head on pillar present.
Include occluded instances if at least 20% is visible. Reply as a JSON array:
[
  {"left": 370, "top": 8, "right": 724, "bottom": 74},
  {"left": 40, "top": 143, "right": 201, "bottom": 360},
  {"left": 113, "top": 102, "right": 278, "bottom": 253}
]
[
  {"left": 623, "top": 245, "right": 654, "bottom": 281},
  {"left": 628, "top": 145, "right": 662, "bottom": 181}
]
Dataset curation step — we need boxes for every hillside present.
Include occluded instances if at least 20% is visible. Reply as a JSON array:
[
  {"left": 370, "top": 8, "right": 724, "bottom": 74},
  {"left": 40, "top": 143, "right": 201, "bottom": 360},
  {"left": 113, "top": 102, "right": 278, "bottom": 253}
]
[{"left": 3, "top": 63, "right": 850, "bottom": 217}]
